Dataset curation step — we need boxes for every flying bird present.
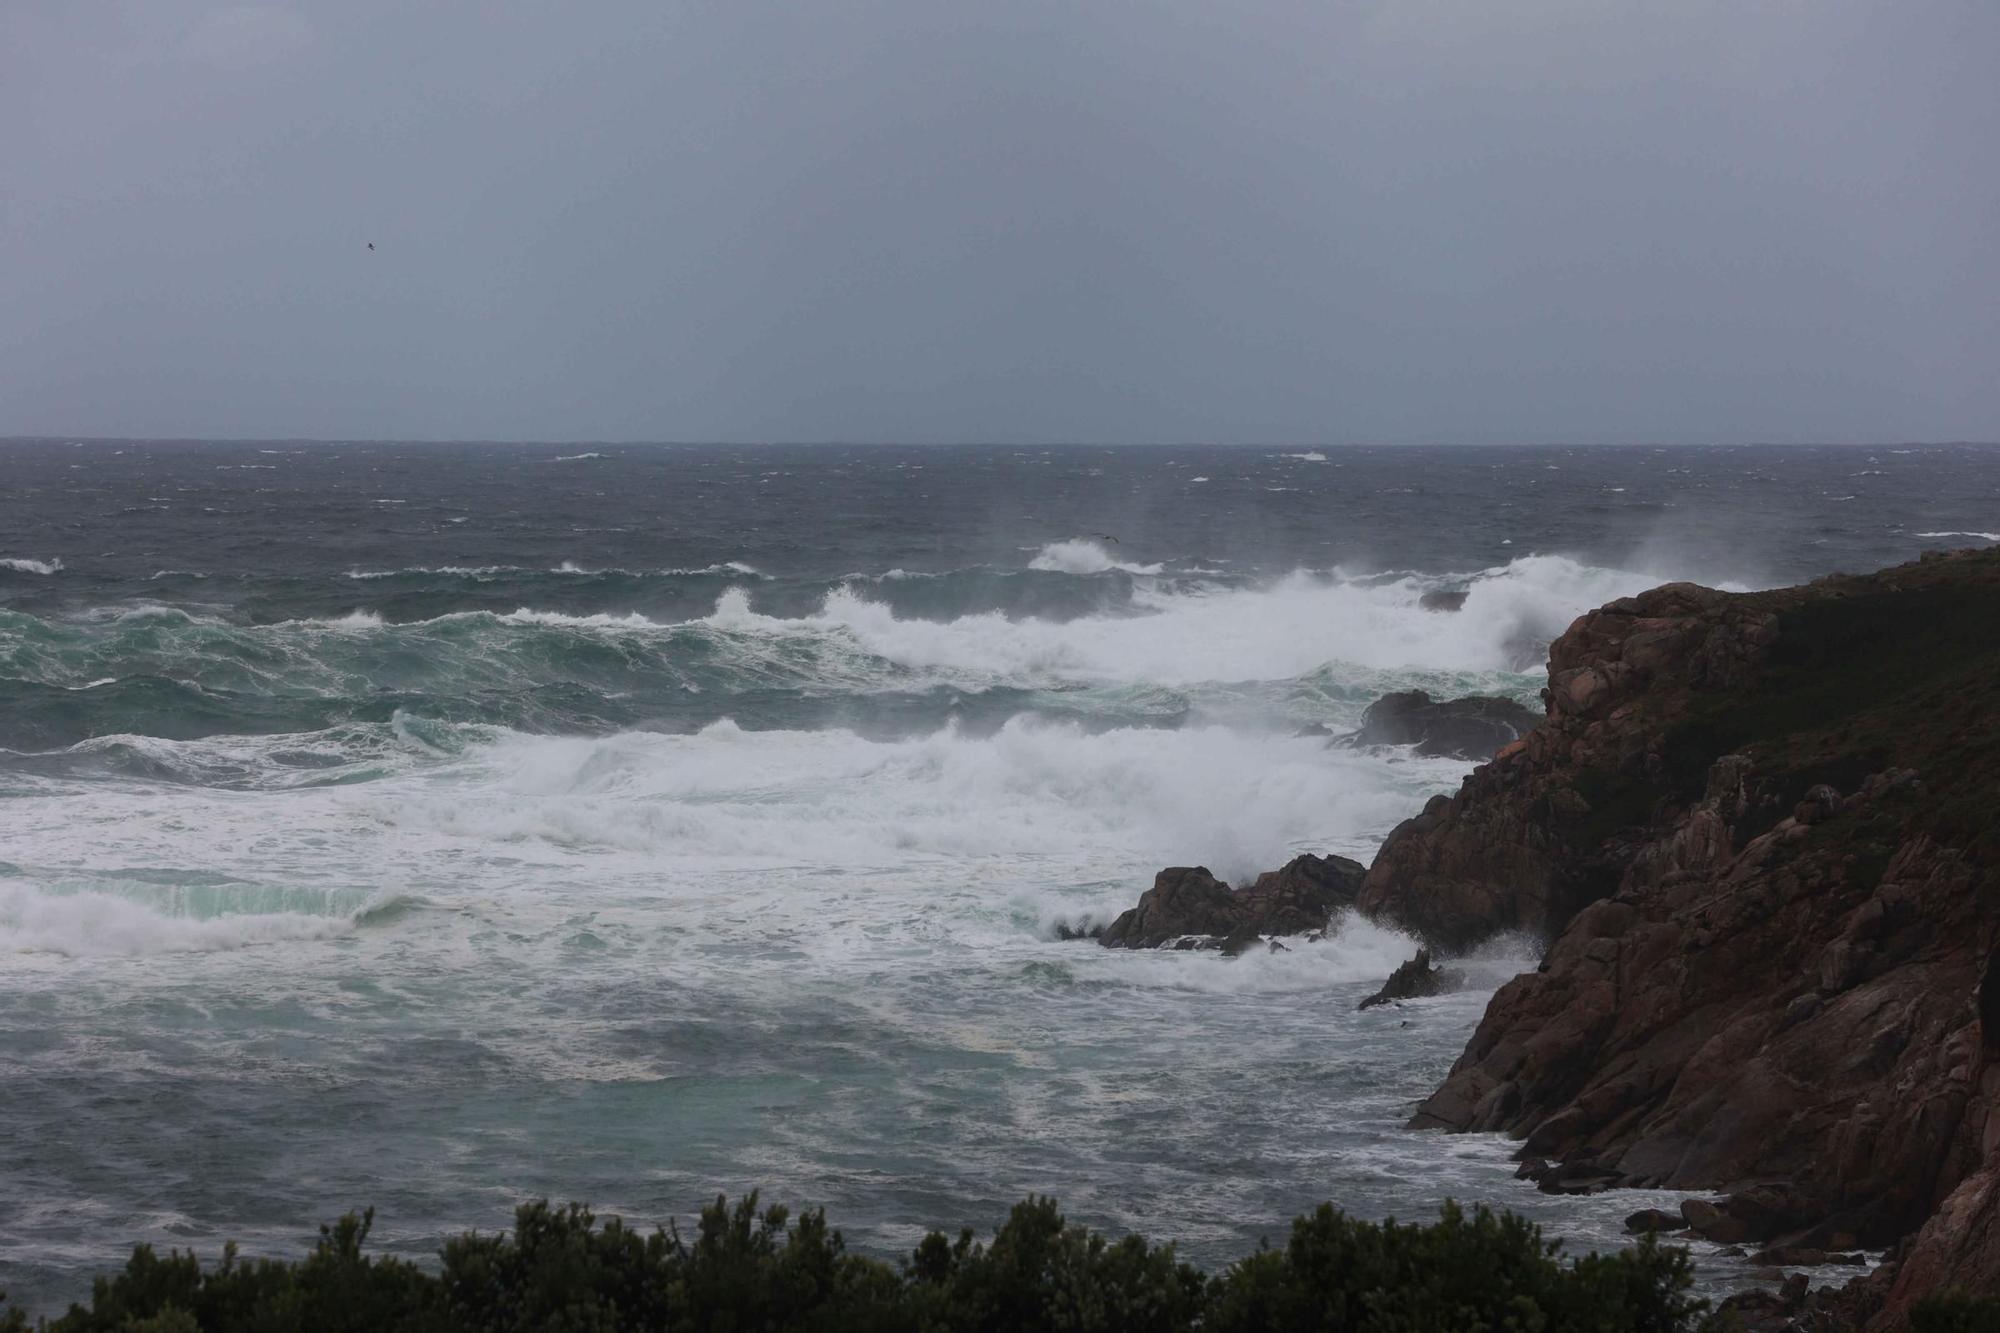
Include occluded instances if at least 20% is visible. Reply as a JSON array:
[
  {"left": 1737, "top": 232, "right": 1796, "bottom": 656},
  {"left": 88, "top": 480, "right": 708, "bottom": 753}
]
[
  {"left": 1092, "top": 532, "right": 1121, "bottom": 545},
  {"left": 367, "top": 242, "right": 375, "bottom": 251}
]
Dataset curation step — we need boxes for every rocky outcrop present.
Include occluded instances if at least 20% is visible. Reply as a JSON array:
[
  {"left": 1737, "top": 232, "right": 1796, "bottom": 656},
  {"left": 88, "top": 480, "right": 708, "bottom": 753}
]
[
  {"left": 1354, "top": 579, "right": 1785, "bottom": 950},
  {"left": 1359, "top": 547, "right": 2000, "bottom": 1324},
  {"left": 1345, "top": 690, "right": 1542, "bottom": 762},
  {"left": 1357, "top": 949, "right": 1462, "bottom": 1009},
  {"left": 1097, "top": 853, "right": 1365, "bottom": 950}
]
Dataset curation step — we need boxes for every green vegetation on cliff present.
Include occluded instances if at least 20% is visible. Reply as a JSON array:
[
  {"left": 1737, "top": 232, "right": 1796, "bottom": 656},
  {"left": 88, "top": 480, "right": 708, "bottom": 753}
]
[{"left": 0, "top": 1194, "right": 1707, "bottom": 1332}]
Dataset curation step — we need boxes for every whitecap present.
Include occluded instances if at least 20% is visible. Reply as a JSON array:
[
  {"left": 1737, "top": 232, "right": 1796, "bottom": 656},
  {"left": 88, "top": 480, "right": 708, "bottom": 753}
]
[
  {"left": 1, "top": 557, "right": 62, "bottom": 575},
  {"left": 1027, "top": 539, "right": 1164, "bottom": 576}
]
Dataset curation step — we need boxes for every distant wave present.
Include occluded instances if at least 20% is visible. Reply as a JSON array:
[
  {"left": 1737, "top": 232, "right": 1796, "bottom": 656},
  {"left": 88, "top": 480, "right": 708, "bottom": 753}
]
[
  {"left": 1918, "top": 531, "right": 2000, "bottom": 543},
  {"left": 552, "top": 452, "right": 605, "bottom": 461},
  {"left": 2, "top": 557, "right": 62, "bottom": 575},
  {"left": 348, "top": 565, "right": 522, "bottom": 580},
  {"left": 346, "top": 561, "right": 764, "bottom": 581},
  {"left": 1284, "top": 451, "right": 1328, "bottom": 462}
]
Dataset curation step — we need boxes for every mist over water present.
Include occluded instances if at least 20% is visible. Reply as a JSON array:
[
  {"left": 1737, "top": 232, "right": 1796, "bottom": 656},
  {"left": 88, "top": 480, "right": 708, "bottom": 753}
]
[{"left": 3, "top": 441, "right": 1998, "bottom": 1312}]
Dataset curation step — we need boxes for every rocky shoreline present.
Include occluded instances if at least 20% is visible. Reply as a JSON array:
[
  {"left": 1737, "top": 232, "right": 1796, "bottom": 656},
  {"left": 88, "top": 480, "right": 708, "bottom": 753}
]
[{"left": 1090, "top": 547, "right": 2000, "bottom": 1329}]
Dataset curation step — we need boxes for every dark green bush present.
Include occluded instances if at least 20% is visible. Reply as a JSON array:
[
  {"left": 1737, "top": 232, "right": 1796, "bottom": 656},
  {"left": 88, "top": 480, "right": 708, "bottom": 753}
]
[
  {"left": 1, "top": 1194, "right": 1710, "bottom": 1332},
  {"left": 1913, "top": 1291, "right": 2000, "bottom": 1333}
]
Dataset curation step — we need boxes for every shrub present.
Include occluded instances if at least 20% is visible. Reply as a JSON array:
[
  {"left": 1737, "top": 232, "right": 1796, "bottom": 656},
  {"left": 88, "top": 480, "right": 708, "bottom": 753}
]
[
  {"left": 1913, "top": 1291, "right": 2000, "bottom": 1333},
  {"left": 5, "top": 1193, "right": 1709, "bottom": 1332}
]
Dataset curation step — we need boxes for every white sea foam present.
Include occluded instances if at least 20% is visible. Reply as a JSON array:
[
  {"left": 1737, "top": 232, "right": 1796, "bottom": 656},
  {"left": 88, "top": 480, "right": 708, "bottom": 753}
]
[
  {"left": 1283, "top": 451, "right": 1328, "bottom": 462},
  {"left": 696, "top": 553, "right": 1662, "bottom": 683},
  {"left": 552, "top": 452, "right": 605, "bottom": 461},
  {"left": 2, "top": 557, "right": 63, "bottom": 575},
  {"left": 1027, "top": 539, "right": 1165, "bottom": 576},
  {"left": 1918, "top": 531, "right": 2000, "bottom": 543},
  {"left": 372, "top": 716, "right": 1446, "bottom": 881}
]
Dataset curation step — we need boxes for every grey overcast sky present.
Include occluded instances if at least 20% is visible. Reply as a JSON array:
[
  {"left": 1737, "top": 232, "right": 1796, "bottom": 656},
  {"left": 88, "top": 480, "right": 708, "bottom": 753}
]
[{"left": 3, "top": 1, "right": 1996, "bottom": 444}]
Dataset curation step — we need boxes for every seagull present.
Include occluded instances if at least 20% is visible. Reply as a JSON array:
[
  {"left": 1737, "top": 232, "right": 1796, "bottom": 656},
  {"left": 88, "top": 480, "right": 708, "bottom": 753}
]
[
  {"left": 367, "top": 242, "right": 375, "bottom": 251},
  {"left": 1091, "top": 532, "right": 1121, "bottom": 545}
]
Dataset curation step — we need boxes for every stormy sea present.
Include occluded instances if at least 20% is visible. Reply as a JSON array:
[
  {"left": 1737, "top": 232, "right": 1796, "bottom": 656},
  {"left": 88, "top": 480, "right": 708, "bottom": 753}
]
[{"left": 3, "top": 439, "right": 1997, "bottom": 1313}]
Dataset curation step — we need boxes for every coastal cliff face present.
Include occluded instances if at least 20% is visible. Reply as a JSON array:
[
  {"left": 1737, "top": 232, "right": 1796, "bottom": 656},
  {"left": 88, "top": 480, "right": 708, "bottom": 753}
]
[{"left": 1362, "top": 548, "right": 2000, "bottom": 1325}]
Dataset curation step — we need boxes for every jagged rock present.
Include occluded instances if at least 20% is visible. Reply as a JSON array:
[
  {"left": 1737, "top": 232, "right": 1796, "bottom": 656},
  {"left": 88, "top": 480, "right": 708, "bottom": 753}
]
[
  {"left": 1346, "top": 690, "right": 1541, "bottom": 762},
  {"left": 1097, "top": 867, "right": 1240, "bottom": 948},
  {"left": 1051, "top": 919, "right": 1103, "bottom": 941},
  {"left": 1097, "top": 853, "right": 1365, "bottom": 951},
  {"left": 1374, "top": 547, "right": 2000, "bottom": 1310},
  {"left": 1357, "top": 949, "right": 1462, "bottom": 1009},
  {"left": 1237, "top": 852, "right": 1367, "bottom": 935},
  {"left": 1420, "top": 589, "right": 1469, "bottom": 613}
]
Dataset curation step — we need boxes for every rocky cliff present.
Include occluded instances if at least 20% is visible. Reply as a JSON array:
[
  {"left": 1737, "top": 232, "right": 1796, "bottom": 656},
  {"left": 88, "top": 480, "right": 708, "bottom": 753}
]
[{"left": 1361, "top": 548, "right": 2000, "bottom": 1327}]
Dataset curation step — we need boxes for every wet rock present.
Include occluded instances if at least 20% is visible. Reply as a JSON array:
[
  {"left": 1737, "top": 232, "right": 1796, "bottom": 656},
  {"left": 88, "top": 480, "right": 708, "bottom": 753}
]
[
  {"left": 1098, "top": 853, "right": 1365, "bottom": 951},
  {"left": 1750, "top": 1246, "right": 1829, "bottom": 1267},
  {"left": 1236, "top": 853, "right": 1367, "bottom": 936},
  {"left": 1624, "top": 1208, "right": 1684, "bottom": 1234},
  {"left": 1535, "top": 1161, "right": 1622, "bottom": 1196},
  {"left": 1715, "top": 1289, "right": 1790, "bottom": 1332},
  {"left": 1357, "top": 949, "right": 1463, "bottom": 1010},
  {"left": 1346, "top": 689, "right": 1542, "bottom": 762},
  {"left": 1097, "top": 867, "right": 1239, "bottom": 948},
  {"left": 1419, "top": 589, "right": 1469, "bottom": 613},
  {"left": 1682, "top": 1199, "right": 1751, "bottom": 1245}
]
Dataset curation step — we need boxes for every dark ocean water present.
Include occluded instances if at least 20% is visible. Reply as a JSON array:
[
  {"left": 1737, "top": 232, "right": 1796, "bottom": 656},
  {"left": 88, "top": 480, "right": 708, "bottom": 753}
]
[{"left": 2, "top": 440, "right": 1996, "bottom": 1314}]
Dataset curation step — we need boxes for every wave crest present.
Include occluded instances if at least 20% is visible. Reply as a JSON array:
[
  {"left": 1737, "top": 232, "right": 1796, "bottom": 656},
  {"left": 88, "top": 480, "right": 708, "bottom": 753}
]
[{"left": 1027, "top": 540, "right": 1164, "bottom": 576}]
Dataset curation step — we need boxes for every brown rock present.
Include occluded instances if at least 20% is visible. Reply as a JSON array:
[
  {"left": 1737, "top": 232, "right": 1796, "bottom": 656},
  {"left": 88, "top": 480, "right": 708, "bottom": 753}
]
[
  {"left": 1097, "top": 867, "right": 1239, "bottom": 948},
  {"left": 1682, "top": 1199, "right": 1751, "bottom": 1245},
  {"left": 1371, "top": 549, "right": 2000, "bottom": 1309},
  {"left": 1097, "top": 853, "right": 1365, "bottom": 951}
]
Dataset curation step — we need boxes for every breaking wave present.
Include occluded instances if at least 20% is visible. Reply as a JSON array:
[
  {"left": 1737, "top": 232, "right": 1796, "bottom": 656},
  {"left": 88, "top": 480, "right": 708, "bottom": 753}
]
[
  {"left": 0, "top": 554, "right": 1668, "bottom": 748},
  {"left": 0, "top": 876, "right": 401, "bottom": 957}
]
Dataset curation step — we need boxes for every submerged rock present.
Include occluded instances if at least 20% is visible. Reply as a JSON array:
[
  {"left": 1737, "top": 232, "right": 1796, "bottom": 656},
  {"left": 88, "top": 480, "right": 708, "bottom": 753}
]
[
  {"left": 1345, "top": 689, "right": 1541, "bottom": 762},
  {"left": 1420, "top": 589, "right": 1469, "bottom": 613}
]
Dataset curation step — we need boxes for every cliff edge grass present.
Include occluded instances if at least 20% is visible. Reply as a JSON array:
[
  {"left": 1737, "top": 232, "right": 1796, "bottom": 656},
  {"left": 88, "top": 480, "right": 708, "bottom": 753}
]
[{"left": 1353, "top": 546, "right": 2000, "bottom": 1329}]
